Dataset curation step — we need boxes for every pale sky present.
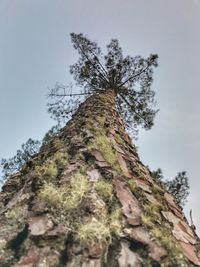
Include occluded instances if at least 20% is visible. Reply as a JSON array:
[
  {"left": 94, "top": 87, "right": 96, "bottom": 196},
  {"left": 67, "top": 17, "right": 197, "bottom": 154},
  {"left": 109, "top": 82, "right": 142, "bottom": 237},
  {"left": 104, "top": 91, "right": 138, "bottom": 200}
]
[{"left": 0, "top": 0, "right": 200, "bottom": 233}]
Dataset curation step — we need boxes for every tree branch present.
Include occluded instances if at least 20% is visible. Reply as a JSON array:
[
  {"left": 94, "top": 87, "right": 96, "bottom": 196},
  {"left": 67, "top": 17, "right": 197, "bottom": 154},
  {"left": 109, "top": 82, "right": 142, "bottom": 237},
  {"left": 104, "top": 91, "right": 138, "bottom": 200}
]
[
  {"left": 75, "top": 42, "right": 110, "bottom": 85},
  {"left": 190, "top": 209, "right": 196, "bottom": 231},
  {"left": 119, "top": 93, "right": 149, "bottom": 126},
  {"left": 87, "top": 48, "right": 110, "bottom": 81},
  {"left": 118, "top": 64, "right": 150, "bottom": 88},
  {"left": 49, "top": 92, "right": 93, "bottom": 97}
]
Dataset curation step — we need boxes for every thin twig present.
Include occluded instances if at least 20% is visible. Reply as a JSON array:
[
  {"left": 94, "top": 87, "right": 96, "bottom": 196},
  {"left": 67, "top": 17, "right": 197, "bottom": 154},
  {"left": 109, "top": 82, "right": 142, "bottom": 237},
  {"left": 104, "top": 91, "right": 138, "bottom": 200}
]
[{"left": 49, "top": 92, "right": 93, "bottom": 97}]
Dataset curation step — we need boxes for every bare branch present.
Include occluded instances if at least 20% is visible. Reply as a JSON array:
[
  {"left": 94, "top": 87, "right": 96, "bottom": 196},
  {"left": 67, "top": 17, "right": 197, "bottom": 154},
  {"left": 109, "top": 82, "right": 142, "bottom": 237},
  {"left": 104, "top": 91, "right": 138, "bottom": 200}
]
[{"left": 49, "top": 92, "right": 93, "bottom": 97}]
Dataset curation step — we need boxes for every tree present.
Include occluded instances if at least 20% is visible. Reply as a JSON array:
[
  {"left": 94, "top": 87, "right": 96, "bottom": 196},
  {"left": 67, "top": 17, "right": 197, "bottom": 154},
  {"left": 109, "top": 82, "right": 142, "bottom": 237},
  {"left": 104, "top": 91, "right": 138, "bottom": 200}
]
[
  {"left": 151, "top": 169, "right": 190, "bottom": 207},
  {"left": 0, "top": 126, "right": 61, "bottom": 181},
  {"left": 165, "top": 171, "right": 189, "bottom": 207},
  {"left": 0, "top": 34, "right": 199, "bottom": 266},
  {"left": 151, "top": 168, "right": 164, "bottom": 184},
  {"left": 41, "top": 125, "right": 61, "bottom": 145},
  {"left": 1, "top": 138, "right": 41, "bottom": 180},
  {"left": 48, "top": 33, "right": 158, "bottom": 136}
]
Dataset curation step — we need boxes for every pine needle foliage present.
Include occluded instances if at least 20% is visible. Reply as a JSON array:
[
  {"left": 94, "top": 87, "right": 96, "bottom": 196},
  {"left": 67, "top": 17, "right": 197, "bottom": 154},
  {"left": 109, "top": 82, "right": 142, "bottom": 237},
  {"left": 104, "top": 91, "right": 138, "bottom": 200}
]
[
  {"left": 48, "top": 33, "right": 159, "bottom": 135},
  {"left": 151, "top": 169, "right": 190, "bottom": 207},
  {"left": 1, "top": 138, "right": 41, "bottom": 179}
]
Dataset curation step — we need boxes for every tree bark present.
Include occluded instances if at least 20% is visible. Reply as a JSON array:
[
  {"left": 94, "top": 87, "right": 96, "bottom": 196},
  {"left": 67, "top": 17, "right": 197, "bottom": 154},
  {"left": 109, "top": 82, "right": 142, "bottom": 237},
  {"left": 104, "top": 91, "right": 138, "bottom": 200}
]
[{"left": 0, "top": 89, "right": 200, "bottom": 267}]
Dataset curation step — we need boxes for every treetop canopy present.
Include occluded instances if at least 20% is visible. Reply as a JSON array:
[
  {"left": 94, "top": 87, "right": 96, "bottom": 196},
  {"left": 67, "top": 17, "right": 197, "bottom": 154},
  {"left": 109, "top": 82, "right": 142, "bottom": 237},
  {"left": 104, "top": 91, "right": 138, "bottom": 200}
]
[{"left": 48, "top": 33, "right": 159, "bottom": 135}]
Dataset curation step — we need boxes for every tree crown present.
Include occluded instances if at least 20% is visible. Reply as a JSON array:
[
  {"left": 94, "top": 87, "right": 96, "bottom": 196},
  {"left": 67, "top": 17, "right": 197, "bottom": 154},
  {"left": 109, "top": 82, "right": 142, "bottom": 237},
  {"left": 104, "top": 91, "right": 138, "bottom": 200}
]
[{"left": 48, "top": 33, "right": 159, "bottom": 135}]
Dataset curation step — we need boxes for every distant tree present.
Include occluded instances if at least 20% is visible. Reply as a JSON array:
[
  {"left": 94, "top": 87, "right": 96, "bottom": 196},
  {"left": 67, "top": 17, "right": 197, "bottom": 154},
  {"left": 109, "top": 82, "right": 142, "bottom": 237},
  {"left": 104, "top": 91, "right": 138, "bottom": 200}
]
[
  {"left": 42, "top": 125, "right": 61, "bottom": 145},
  {"left": 151, "top": 168, "right": 164, "bottom": 184},
  {"left": 48, "top": 33, "right": 158, "bottom": 136},
  {"left": 1, "top": 138, "right": 41, "bottom": 179},
  {"left": 151, "top": 169, "right": 189, "bottom": 207},
  {"left": 165, "top": 171, "right": 189, "bottom": 207},
  {"left": 0, "top": 125, "right": 62, "bottom": 181}
]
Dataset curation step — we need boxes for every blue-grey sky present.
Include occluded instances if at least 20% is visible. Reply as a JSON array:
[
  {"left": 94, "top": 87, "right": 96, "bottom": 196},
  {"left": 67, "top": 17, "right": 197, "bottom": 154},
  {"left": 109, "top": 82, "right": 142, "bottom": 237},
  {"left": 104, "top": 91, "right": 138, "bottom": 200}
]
[{"left": 0, "top": 0, "right": 200, "bottom": 233}]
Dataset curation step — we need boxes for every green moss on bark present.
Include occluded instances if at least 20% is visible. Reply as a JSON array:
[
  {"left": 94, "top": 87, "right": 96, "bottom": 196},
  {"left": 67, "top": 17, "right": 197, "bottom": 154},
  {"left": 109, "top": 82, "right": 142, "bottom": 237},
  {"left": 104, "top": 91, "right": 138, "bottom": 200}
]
[
  {"left": 88, "top": 134, "right": 121, "bottom": 173},
  {"left": 39, "top": 171, "right": 89, "bottom": 212},
  {"left": 95, "top": 180, "right": 113, "bottom": 202}
]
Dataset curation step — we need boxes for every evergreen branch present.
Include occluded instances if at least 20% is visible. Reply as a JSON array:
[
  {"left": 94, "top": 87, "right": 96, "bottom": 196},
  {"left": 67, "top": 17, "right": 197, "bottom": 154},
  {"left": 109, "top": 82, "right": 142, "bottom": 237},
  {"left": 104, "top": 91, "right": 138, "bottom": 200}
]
[
  {"left": 119, "top": 93, "right": 149, "bottom": 126},
  {"left": 118, "top": 64, "right": 150, "bottom": 88},
  {"left": 87, "top": 48, "right": 110, "bottom": 81},
  {"left": 75, "top": 41, "right": 110, "bottom": 85}
]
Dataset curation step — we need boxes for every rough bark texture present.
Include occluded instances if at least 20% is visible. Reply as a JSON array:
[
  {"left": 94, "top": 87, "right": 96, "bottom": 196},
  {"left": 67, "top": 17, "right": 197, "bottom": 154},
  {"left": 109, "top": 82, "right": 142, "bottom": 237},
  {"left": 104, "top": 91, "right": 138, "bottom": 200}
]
[{"left": 0, "top": 89, "right": 200, "bottom": 267}]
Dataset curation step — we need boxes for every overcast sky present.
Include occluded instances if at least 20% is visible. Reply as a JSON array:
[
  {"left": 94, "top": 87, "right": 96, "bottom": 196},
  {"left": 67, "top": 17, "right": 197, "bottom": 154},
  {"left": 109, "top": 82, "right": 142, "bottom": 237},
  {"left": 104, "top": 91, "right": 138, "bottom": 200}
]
[{"left": 0, "top": 0, "right": 200, "bottom": 233}]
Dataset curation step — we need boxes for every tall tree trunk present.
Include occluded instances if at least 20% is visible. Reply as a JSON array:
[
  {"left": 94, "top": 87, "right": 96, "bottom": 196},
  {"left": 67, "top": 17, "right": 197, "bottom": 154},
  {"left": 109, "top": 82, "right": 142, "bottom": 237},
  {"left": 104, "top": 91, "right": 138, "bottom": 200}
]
[{"left": 0, "top": 89, "right": 200, "bottom": 267}]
